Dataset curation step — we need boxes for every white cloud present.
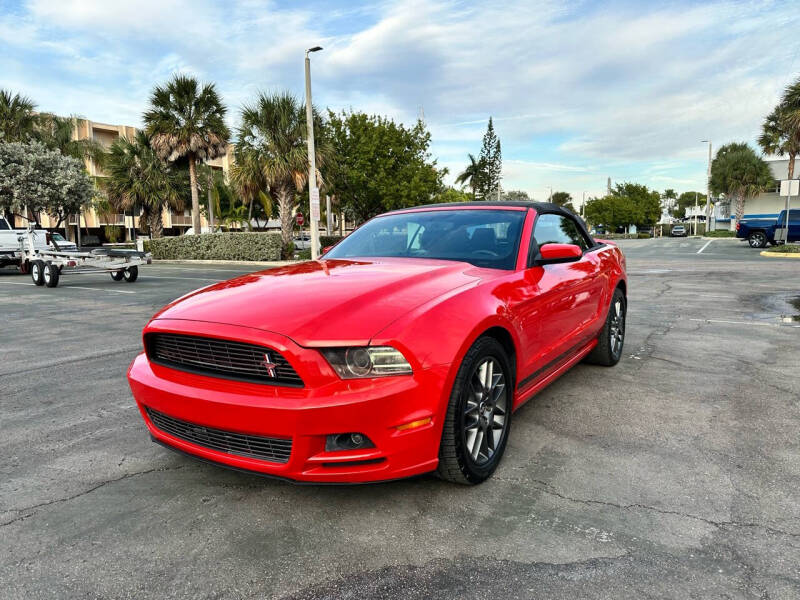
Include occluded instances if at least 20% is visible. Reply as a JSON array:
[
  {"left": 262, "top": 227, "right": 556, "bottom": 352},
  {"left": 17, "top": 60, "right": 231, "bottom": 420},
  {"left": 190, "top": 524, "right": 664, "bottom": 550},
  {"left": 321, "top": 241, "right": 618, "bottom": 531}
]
[{"left": 4, "top": 0, "right": 800, "bottom": 199}]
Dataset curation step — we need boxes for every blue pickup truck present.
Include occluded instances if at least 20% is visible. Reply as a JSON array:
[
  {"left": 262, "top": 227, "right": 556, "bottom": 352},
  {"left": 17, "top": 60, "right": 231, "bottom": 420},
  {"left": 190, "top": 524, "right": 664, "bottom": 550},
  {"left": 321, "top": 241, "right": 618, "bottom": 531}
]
[{"left": 736, "top": 209, "right": 800, "bottom": 248}]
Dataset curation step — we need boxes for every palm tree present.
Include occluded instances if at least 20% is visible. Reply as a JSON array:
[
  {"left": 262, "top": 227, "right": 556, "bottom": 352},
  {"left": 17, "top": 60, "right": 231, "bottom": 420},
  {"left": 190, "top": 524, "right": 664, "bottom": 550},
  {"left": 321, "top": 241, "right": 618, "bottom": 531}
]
[
  {"left": 710, "top": 142, "right": 774, "bottom": 224},
  {"left": 102, "top": 131, "right": 185, "bottom": 238},
  {"left": 143, "top": 75, "right": 230, "bottom": 234},
  {"left": 763, "top": 78, "right": 800, "bottom": 180},
  {"left": 237, "top": 91, "right": 329, "bottom": 256},
  {"left": 34, "top": 114, "right": 106, "bottom": 164},
  {"left": 230, "top": 146, "right": 267, "bottom": 230},
  {"left": 0, "top": 89, "right": 37, "bottom": 142},
  {"left": 455, "top": 153, "right": 484, "bottom": 199}
]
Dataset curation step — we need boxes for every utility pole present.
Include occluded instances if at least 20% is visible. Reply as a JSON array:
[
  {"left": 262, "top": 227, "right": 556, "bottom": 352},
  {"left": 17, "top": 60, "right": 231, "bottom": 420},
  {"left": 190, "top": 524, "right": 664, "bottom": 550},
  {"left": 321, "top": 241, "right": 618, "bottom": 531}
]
[
  {"left": 694, "top": 192, "right": 699, "bottom": 236},
  {"left": 702, "top": 140, "right": 712, "bottom": 231},
  {"left": 305, "top": 46, "right": 323, "bottom": 259},
  {"left": 581, "top": 191, "right": 587, "bottom": 218}
]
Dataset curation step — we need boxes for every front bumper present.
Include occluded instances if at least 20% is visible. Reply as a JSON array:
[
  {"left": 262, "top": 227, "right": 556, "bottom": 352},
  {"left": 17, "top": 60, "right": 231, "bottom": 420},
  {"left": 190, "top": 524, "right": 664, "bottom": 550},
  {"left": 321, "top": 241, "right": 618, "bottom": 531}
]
[{"left": 127, "top": 321, "right": 448, "bottom": 483}]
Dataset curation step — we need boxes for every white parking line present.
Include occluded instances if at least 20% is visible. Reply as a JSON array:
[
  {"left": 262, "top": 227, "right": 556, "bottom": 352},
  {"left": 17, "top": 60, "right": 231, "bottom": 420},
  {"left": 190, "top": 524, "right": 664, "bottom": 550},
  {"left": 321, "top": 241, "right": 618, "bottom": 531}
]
[
  {"left": 690, "top": 318, "right": 800, "bottom": 328},
  {"left": 697, "top": 240, "right": 713, "bottom": 254},
  {"left": 141, "top": 275, "right": 225, "bottom": 282},
  {"left": 0, "top": 281, "right": 136, "bottom": 294}
]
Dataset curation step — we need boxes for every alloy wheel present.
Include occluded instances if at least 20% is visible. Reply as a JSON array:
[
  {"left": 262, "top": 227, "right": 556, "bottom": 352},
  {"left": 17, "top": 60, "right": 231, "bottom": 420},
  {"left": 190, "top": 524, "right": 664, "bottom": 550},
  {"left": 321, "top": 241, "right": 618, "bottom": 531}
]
[
  {"left": 749, "top": 232, "right": 766, "bottom": 248},
  {"left": 463, "top": 358, "right": 508, "bottom": 466},
  {"left": 609, "top": 298, "right": 625, "bottom": 358}
]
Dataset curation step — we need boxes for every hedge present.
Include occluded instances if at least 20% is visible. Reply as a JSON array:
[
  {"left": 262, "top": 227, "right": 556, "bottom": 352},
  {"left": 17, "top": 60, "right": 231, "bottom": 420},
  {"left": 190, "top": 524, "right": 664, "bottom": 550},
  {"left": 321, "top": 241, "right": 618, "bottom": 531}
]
[
  {"left": 144, "top": 232, "right": 283, "bottom": 261},
  {"left": 320, "top": 235, "right": 344, "bottom": 249}
]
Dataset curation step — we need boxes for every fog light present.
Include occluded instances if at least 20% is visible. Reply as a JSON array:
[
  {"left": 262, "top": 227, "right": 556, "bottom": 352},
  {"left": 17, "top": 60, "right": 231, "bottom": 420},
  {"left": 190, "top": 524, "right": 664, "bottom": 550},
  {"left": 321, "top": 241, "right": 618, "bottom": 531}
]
[{"left": 325, "top": 432, "right": 375, "bottom": 451}]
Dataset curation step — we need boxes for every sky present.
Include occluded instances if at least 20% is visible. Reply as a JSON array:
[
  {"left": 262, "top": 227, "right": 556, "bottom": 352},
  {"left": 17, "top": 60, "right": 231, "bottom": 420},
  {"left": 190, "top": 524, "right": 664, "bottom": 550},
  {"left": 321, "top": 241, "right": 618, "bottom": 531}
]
[{"left": 2, "top": 0, "right": 799, "bottom": 205}]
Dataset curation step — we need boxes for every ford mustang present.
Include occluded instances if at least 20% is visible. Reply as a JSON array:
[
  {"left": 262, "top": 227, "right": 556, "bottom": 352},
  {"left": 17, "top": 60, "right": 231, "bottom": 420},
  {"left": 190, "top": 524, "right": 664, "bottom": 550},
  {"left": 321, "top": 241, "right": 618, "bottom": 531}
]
[{"left": 127, "top": 202, "right": 627, "bottom": 484}]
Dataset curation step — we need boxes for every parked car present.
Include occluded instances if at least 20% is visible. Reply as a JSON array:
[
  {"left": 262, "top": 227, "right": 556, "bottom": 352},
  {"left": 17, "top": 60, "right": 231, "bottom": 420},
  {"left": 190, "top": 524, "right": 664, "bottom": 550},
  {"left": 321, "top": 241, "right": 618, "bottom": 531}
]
[
  {"left": 128, "top": 201, "right": 628, "bottom": 485},
  {"left": 0, "top": 217, "right": 48, "bottom": 269},
  {"left": 293, "top": 234, "right": 311, "bottom": 250},
  {"left": 736, "top": 209, "right": 800, "bottom": 248},
  {"left": 47, "top": 231, "right": 78, "bottom": 252},
  {"left": 670, "top": 224, "right": 687, "bottom": 237}
]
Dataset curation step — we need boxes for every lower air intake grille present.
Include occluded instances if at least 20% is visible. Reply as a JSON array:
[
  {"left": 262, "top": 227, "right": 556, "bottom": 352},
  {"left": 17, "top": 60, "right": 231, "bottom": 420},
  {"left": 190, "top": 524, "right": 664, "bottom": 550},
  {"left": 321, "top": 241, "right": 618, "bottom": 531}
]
[
  {"left": 146, "top": 407, "right": 292, "bottom": 464},
  {"left": 145, "top": 333, "right": 303, "bottom": 386}
]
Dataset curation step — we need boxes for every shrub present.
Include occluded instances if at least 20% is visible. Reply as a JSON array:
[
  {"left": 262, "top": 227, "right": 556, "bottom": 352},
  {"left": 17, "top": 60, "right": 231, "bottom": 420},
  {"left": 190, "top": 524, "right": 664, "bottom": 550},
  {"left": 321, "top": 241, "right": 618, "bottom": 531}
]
[
  {"left": 768, "top": 243, "right": 800, "bottom": 254},
  {"left": 319, "top": 235, "right": 344, "bottom": 249},
  {"left": 703, "top": 229, "right": 735, "bottom": 237},
  {"left": 145, "top": 232, "right": 283, "bottom": 261}
]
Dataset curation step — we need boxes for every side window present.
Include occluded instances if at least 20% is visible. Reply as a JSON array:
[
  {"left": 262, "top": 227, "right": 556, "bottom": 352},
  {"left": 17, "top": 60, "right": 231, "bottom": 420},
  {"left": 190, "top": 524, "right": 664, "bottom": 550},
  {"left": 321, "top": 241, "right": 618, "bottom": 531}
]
[{"left": 532, "top": 214, "right": 591, "bottom": 252}]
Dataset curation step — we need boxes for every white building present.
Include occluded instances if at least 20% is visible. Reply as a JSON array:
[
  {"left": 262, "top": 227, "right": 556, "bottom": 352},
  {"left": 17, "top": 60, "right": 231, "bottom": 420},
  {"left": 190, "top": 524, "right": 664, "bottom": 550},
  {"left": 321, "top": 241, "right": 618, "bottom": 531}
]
[{"left": 713, "top": 157, "right": 792, "bottom": 230}]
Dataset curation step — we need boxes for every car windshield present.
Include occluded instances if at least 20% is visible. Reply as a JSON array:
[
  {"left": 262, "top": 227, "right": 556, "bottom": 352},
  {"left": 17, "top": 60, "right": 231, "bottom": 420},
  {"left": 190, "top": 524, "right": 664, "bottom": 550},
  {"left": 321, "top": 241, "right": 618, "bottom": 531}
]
[{"left": 325, "top": 209, "right": 526, "bottom": 270}]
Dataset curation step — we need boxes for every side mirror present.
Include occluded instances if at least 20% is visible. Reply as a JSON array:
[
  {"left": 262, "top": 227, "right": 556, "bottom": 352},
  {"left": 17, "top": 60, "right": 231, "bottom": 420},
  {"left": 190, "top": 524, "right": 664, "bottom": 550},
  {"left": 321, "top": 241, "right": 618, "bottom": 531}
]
[
  {"left": 535, "top": 243, "right": 582, "bottom": 266},
  {"left": 321, "top": 245, "right": 333, "bottom": 255}
]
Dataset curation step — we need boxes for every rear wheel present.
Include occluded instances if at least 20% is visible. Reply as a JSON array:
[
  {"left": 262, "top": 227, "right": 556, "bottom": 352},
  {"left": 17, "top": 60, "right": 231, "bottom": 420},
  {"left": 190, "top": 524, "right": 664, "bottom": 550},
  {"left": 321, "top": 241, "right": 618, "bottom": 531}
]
[
  {"left": 110, "top": 270, "right": 124, "bottom": 281},
  {"left": 585, "top": 288, "right": 626, "bottom": 366},
  {"left": 437, "top": 336, "right": 513, "bottom": 485},
  {"left": 748, "top": 231, "right": 767, "bottom": 248},
  {"left": 31, "top": 260, "right": 45, "bottom": 286},
  {"left": 43, "top": 262, "right": 60, "bottom": 288},
  {"left": 123, "top": 266, "right": 138, "bottom": 282}
]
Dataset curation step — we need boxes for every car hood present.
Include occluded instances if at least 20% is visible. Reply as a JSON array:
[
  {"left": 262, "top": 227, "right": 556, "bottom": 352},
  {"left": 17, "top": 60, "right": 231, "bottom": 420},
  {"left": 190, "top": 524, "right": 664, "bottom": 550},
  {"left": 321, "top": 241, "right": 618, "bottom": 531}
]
[{"left": 152, "top": 258, "right": 483, "bottom": 346}]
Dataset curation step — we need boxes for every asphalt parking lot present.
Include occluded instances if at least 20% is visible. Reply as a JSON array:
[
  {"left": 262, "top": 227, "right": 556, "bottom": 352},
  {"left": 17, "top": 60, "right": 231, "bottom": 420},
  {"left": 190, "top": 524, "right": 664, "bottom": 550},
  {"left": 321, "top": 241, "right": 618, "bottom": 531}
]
[{"left": 2, "top": 236, "right": 799, "bottom": 599}]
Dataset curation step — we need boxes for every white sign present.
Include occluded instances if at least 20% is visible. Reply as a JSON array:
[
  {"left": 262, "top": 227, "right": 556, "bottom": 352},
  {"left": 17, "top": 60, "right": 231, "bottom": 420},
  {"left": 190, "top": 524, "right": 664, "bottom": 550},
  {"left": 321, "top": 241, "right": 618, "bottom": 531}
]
[
  {"left": 310, "top": 187, "right": 321, "bottom": 221},
  {"left": 779, "top": 179, "right": 799, "bottom": 197}
]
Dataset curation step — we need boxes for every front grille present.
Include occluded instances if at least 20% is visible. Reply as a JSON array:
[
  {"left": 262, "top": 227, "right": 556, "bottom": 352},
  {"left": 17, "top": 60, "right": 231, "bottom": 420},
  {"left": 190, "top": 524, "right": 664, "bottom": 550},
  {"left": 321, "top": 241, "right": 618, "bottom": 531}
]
[
  {"left": 146, "top": 407, "right": 292, "bottom": 464},
  {"left": 146, "top": 333, "right": 303, "bottom": 386}
]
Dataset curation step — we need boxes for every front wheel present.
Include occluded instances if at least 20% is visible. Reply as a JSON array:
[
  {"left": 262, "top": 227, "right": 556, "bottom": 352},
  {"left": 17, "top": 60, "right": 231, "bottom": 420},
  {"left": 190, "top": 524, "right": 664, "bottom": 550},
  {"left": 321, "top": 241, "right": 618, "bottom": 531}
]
[
  {"left": 437, "top": 336, "right": 513, "bottom": 485},
  {"left": 748, "top": 231, "right": 767, "bottom": 248},
  {"left": 585, "top": 287, "right": 626, "bottom": 366},
  {"left": 31, "top": 260, "right": 45, "bottom": 286}
]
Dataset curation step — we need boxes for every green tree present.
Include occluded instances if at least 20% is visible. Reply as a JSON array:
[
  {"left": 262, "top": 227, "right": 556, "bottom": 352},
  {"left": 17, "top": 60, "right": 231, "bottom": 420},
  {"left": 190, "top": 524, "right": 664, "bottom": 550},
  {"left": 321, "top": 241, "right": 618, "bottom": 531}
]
[
  {"left": 454, "top": 153, "right": 484, "bottom": 198},
  {"left": 477, "top": 117, "right": 501, "bottom": 199},
  {"left": 34, "top": 114, "right": 106, "bottom": 164},
  {"left": 325, "top": 110, "right": 444, "bottom": 223},
  {"left": 433, "top": 186, "right": 473, "bottom": 203},
  {"left": 237, "top": 92, "right": 329, "bottom": 256},
  {"left": 0, "top": 89, "right": 37, "bottom": 142},
  {"left": 584, "top": 195, "right": 631, "bottom": 230},
  {"left": 550, "top": 191, "right": 576, "bottom": 212},
  {"left": 758, "top": 93, "right": 800, "bottom": 179},
  {"left": 102, "top": 131, "right": 185, "bottom": 238},
  {"left": 502, "top": 189, "right": 530, "bottom": 202},
  {"left": 143, "top": 75, "right": 230, "bottom": 235},
  {"left": 673, "top": 191, "right": 707, "bottom": 219},
  {"left": 584, "top": 182, "right": 660, "bottom": 230},
  {"left": 0, "top": 141, "right": 94, "bottom": 228},
  {"left": 710, "top": 142, "right": 774, "bottom": 223}
]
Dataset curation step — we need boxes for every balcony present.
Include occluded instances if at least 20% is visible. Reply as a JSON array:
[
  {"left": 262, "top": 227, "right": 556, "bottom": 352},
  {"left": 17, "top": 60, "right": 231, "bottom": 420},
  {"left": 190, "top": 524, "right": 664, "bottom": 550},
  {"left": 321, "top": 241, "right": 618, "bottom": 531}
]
[{"left": 170, "top": 214, "right": 193, "bottom": 226}]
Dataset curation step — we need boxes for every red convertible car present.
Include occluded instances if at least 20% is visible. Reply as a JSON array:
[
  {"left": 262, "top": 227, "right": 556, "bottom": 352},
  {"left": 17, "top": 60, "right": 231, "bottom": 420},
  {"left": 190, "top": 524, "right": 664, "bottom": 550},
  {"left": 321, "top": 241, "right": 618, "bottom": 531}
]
[{"left": 128, "top": 202, "right": 627, "bottom": 484}]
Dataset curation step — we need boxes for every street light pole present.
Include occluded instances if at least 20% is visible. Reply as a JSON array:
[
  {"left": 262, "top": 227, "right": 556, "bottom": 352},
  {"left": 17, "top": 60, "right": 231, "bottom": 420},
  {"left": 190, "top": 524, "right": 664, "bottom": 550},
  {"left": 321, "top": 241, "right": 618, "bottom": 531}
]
[
  {"left": 581, "top": 191, "right": 586, "bottom": 217},
  {"left": 305, "top": 46, "right": 323, "bottom": 259},
  {"left": 694, "top": 191, "right": 699, "bottom": 236},
  {"left": 702, "top": 140, "right": 712, "bottom": 231}
]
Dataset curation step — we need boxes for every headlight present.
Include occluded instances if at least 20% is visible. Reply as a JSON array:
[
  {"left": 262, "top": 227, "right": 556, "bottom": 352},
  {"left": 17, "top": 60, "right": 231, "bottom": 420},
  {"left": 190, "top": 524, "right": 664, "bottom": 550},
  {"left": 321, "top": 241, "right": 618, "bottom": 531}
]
[{"left": 320, "top": 346, "right": 413, "bottom": 378}]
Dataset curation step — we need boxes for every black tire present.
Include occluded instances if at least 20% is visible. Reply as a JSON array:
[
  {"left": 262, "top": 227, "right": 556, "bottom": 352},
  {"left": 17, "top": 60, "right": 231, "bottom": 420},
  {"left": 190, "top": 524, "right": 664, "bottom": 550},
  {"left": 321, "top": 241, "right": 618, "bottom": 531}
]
[
  {"left": 585, "top": 287, "right": 626, "bottom": 366},
  {"left": 31, "top": 260, "right": 45, "bottom": 286},
  {"left": 43, "top": 262, "right": 60, "bottom": 288},
  {"left": 748, "top": 231, "right": 767, "bottom": 248},
  {"left": 437, "top": 336, "right": 513, "bottom": 485},
  {"left": 110, "top": 270, "right": 124, "bottom": 281},
  {"left": 123, "top": 266, "right": 138, "bottom": 282}
]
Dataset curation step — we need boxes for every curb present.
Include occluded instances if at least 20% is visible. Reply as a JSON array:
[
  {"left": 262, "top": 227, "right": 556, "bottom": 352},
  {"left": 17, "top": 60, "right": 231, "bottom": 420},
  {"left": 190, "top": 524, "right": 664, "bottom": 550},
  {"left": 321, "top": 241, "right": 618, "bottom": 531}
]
[
  {"left": 154, "top": 259, "right": 301, "bottom": 266},
  {"left": 760, "top": 251, "right": 800, "bottom": 258}
]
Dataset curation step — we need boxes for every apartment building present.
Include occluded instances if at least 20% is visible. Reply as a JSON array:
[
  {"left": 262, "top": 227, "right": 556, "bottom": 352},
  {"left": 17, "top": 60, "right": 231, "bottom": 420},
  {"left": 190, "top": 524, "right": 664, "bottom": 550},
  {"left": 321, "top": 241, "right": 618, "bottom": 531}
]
[{"left": 25, "top": 118, "right": 234, "bottom": 241}]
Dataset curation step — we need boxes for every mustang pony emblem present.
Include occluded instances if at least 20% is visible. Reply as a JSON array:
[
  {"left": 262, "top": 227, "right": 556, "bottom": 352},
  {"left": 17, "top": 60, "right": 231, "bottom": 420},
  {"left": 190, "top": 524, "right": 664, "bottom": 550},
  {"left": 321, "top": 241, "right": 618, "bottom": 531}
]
[{"left": 261, "top": 353, "right": 277, "bottom": 378}]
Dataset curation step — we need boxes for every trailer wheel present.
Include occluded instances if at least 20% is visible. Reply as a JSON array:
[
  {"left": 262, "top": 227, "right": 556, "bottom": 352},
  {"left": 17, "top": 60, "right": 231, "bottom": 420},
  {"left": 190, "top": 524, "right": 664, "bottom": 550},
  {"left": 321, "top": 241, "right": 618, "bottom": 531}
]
[
  {"left": 31, "top": 260, "right": 45, "bottom": 286},
  {"left": 123, "top": 266, "right": 138, "bottom": 282},
  {"left": 43, "top": 262, "right": 60, "bottom": 288},
  {"left": 110, "top": 270, "right": 124, "bottom": 281}
]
